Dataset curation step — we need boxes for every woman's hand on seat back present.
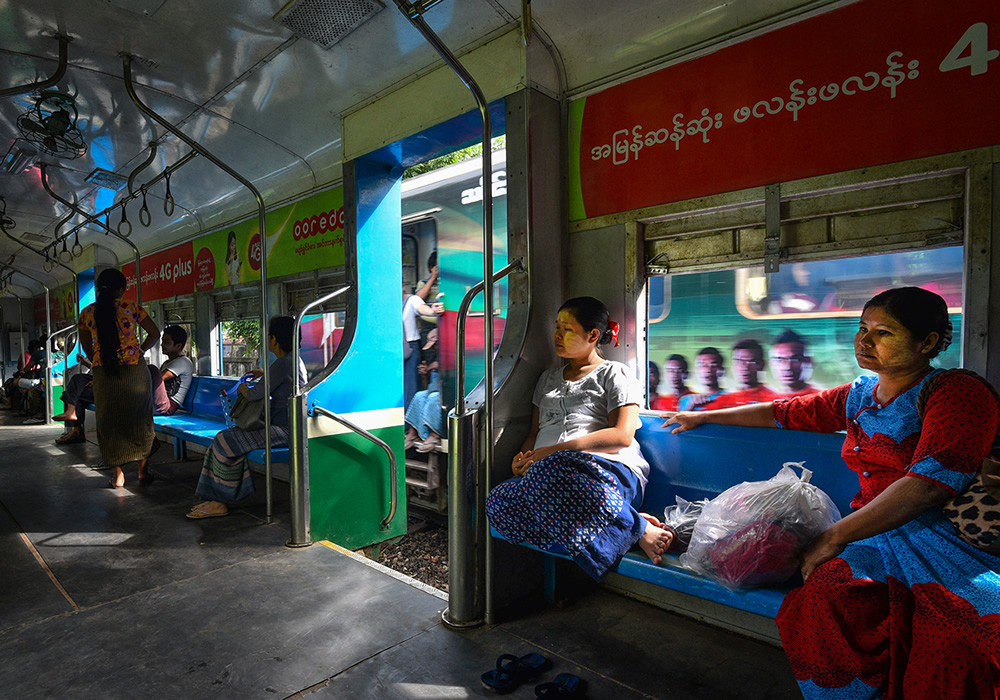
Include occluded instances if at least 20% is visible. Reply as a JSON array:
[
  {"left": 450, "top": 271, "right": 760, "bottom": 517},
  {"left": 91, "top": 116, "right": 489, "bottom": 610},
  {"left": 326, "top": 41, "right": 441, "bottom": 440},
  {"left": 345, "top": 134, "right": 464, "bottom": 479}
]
[{"left": 660, "top": 411, "right": 705, "bottom": 433}]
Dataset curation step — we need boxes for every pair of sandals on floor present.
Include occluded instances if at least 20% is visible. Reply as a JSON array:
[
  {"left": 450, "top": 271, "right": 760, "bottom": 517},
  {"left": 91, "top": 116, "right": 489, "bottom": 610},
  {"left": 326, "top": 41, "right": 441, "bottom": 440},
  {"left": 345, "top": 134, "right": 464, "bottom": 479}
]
[{"left": 482, "top": 653, "right": 585, "bottom": 697}]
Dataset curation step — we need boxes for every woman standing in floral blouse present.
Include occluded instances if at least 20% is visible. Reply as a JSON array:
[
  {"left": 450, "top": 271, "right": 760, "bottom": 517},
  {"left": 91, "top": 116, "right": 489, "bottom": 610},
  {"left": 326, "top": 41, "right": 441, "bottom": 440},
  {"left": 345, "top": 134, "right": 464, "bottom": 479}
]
[{"left": 78, "top": 268, "right": 160, "bottom": 488}]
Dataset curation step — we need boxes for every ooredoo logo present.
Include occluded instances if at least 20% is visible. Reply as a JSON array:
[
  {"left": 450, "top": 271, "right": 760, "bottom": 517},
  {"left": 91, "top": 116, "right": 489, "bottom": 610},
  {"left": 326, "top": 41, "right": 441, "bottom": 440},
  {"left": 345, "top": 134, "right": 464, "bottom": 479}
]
[
  {"left": 195, "top": 247, "right": 216, "bottom": 291},
  {"left": 292, "top": 207, "right": 345, "bottom": 241},
  {"left": 248, "top": 232, "right": 262, "bottom": 271}
]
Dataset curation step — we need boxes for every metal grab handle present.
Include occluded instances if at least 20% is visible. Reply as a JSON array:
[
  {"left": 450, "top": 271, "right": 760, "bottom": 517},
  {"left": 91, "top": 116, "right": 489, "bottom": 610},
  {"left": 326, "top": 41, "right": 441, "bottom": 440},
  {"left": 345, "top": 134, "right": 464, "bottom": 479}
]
[
  {"left": 455, "top": 258, "right": 523, "bottom": 410},
  {"left": 292, "top": 285, "right": 351, "bottom": 397},
  {"left": 311, "top": 405, "right": 398, "bottom": 530},
  {"left": 138, "top": 185, "right": 152, "bottom": 227},
  {"left": 163, "top": 172, "right": 175, "bottom": 216},
  {"left": 118, "top": 202, "right": 132, "bottom": 237}
]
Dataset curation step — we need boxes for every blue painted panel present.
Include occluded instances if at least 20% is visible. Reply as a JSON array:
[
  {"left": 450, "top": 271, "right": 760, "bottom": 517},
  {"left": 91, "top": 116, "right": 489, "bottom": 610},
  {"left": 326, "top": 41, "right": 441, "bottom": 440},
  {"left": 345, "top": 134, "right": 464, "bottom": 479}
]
[
  {"left": 615, "top": 553, "right": 787, "bottom": 618},
  {"left": 307, "top": 161, "right": 404, "bottom": 414},
  {"left": 365, "top": 101, "right": 506, "bottom": 169},
  {"left": 493, "top": 529, "right": 787, "bottom": 618},
  {"left": 72, "top": 269, "right": 96, "bottom": 367}
]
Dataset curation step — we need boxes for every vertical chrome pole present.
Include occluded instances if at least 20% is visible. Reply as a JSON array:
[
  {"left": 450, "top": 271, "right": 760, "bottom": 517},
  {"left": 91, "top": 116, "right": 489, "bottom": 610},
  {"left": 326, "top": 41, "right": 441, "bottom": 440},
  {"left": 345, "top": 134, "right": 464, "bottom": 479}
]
[
  {"left": 18, "top": 293, "right": 25, "bottom": 377},
  {"left": 43, "top": 285, "right": 52, "bottom": 425},
  {"left": 124, "top": 57, "right": 272, "bottom": 522},
  {"left": 395, "top": 0, "right": 493, "bottom": 628},
  {"left": 287, "top": 393, "right": 311, "bottom": 546}
]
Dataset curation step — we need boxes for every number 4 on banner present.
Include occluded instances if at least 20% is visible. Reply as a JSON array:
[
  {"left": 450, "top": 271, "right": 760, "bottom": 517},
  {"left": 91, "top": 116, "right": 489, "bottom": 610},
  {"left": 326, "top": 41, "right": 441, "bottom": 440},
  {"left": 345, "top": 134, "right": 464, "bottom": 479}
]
[{"left": 940, "top": 22, "right": 999, "bottom": 76}]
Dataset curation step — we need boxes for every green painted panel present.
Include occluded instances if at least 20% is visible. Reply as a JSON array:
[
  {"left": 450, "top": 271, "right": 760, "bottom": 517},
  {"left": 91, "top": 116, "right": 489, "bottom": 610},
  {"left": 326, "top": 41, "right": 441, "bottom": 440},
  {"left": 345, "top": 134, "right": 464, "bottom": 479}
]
[
  {"left": 307, "top": 425, "right": 406, "bottom": 549},
  {"left": 567, "top": 97, "right": 587, "bottom": 221}
]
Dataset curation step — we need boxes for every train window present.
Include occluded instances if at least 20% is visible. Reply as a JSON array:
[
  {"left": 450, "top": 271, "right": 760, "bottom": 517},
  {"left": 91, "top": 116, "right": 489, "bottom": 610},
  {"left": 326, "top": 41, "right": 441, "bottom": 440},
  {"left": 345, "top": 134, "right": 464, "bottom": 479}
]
[
  {"left": 284, "top": 270, "right": 349, "bottom": 379},
  {"left": 735, "top": 248, "right": 963, "bottom": 319},
  {"left": 160, "top": 297, "right": 198, "bottom": 368},
  {"left": 218, "top": 319, "right": 260, "bottom": 378},
  {"left": 299, "top": 312, "right": 345, "bottom": 377},
  {"left": 215, "top": 288, "right": 262, "bottom": 377},
  {"left": 647, "top": 247, "right": 963, "bottom": 410}
]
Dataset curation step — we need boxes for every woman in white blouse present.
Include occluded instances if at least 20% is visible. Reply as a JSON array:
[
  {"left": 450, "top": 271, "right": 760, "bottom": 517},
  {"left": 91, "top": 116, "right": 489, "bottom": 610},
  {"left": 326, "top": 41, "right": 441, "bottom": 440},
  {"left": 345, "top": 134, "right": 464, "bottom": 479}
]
[{"left": 486, "top": 297, "right": 673, "bottom": 579}]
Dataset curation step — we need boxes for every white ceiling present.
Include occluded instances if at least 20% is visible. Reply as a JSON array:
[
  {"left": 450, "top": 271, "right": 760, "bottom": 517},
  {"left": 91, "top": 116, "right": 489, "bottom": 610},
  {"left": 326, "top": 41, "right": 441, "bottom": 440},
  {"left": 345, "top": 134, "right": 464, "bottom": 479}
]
[{"left": 0, "top": 0, "right": 837, "bottom": 292}]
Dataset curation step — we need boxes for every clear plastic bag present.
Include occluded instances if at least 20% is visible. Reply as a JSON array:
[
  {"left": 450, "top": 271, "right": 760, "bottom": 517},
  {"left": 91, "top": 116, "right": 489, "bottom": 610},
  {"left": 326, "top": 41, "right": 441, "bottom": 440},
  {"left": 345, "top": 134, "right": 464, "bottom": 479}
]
[
  {"left": 678, "top": 462, "right": 841, "bottom": 590},
  {"left": 662, "top": 495, "right": 709, "bottom": 551}
]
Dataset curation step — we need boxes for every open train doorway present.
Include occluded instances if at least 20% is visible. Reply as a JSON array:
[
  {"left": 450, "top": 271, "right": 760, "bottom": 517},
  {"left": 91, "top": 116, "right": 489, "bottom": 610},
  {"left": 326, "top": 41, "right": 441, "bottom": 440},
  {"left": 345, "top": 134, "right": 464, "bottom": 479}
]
[{"left": 400, "top": 142, "right": 509, "bottom": 513}]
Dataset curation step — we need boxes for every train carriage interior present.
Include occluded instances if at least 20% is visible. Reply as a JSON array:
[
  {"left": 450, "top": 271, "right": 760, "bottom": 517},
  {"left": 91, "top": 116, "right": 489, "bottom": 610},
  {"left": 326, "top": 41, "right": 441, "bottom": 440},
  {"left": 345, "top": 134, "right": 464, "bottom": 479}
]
[{"left": 1, "top": 0, "right": 998, "bottom": 698}]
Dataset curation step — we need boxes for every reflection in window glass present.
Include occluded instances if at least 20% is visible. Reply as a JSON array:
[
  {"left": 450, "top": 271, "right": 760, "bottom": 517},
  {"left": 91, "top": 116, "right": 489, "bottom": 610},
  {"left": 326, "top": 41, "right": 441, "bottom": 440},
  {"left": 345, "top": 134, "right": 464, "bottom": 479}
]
[
  {"left": 300, "top": 312, "right": 345, "bottom": 378},
  {"left": 647, "top": 247, "right": 963, "bottom": 411}
]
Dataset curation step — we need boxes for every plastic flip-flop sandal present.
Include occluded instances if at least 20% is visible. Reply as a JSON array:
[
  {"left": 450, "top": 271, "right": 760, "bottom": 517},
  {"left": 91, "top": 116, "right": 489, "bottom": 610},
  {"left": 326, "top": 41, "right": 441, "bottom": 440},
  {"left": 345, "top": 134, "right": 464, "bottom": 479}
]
[
  {"left": 481, "top": 653, "right": 551, "bottom": 693},
  {"left": 534, "top": 673, "right": 587, "bottom": 698}
]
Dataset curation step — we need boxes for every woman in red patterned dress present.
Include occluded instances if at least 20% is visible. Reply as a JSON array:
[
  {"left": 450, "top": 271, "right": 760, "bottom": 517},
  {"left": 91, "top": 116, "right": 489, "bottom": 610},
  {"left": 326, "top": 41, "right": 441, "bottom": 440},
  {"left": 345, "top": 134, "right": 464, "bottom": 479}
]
[{"left": 662, "top": 287, "right": 1000, "bottom": 700}]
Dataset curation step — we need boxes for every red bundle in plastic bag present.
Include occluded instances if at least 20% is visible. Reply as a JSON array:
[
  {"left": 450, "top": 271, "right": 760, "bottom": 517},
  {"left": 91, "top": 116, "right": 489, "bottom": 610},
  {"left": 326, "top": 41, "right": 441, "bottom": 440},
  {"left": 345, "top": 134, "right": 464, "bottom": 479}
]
[{"left": 678, "top": 463, "right": 841, "bottom": 590}]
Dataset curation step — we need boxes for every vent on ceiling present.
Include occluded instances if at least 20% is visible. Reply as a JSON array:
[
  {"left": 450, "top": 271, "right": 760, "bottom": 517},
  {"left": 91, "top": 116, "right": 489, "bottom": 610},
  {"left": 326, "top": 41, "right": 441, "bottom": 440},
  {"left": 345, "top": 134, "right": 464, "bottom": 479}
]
[
  {"left": 86, "top": 168, "right": 128, "bottom": 190},
  {"left": 274, "top": 0, "right": 385, "bottom": 49},
  {"left": 20, "top": 231, "right": 48, "bottom": 244}
]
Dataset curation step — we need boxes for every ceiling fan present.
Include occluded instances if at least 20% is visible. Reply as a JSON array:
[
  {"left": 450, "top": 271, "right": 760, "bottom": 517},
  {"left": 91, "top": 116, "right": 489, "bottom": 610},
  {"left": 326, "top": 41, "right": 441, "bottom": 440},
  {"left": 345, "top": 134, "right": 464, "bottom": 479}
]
[{"left": 16, "top": 91, "right": 87, "bottom": 160}]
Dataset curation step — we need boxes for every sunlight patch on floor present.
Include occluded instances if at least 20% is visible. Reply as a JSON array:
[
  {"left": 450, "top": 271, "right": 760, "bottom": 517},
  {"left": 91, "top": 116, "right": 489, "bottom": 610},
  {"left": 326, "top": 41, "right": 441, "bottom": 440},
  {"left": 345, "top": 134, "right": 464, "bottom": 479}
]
[
  {"left": 391, "top": 683, "right": 472, "bottom": 698},
  {"left": 29, "top": 532, "right": 135, "bottom": 546},
  {"left": 72, "top": 465, "right": 105, "bottom": 478}
]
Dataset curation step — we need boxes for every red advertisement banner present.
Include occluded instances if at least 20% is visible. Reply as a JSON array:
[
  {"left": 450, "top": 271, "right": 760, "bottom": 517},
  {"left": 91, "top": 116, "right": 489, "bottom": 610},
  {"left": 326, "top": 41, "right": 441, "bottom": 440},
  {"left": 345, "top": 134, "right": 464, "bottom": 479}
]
[
  {"left": 122, "top": 242, "right": 195, "bottom": 303},
  {"left": 570, "top": 0, "right": 1000, "bottom": 219}
]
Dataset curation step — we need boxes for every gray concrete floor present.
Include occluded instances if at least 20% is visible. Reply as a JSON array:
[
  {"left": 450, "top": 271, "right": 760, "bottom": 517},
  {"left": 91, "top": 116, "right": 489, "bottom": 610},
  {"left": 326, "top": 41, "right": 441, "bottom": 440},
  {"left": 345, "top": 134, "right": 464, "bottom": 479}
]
[{"left": 0, "top": 416, "right": 802, "bottom": 700}]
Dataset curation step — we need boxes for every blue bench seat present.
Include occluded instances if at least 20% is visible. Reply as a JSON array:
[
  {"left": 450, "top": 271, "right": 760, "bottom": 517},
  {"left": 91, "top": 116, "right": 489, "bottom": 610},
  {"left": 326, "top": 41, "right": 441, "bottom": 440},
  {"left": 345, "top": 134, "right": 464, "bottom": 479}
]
[
  {"left": 150, "top": 376, "right": 291, "bottom": 473},
  {"left": 494, "top": 418, "right": 855, "bottom": 629}
]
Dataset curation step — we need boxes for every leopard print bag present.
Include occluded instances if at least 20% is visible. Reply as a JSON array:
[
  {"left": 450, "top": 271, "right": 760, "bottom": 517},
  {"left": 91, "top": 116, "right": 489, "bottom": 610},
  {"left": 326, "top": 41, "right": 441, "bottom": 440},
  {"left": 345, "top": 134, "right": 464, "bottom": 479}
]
[{"left": 917, "top": 369, "right": 1000, "bottom": 555}]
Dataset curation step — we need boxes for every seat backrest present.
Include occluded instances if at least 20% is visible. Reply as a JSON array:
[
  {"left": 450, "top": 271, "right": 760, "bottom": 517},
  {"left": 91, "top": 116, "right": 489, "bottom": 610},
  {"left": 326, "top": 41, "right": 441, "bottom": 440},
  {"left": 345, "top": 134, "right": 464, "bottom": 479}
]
[
  {"left": 186, "top": 377, "right": 239, "bottom": 418},
  {"left": 635, "top": 420, "right": 855, "bottom": 518}
]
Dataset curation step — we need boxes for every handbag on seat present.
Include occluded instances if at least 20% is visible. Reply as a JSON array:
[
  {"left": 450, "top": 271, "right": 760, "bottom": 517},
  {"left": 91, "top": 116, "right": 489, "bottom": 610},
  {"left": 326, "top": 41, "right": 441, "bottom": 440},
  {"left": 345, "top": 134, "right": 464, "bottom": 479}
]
[
  {"left": 919, "top": 369, "right": 1000, "bottom": 555},
  {"left": 220, "top": 374, "right": 266, "bottom": 431}
]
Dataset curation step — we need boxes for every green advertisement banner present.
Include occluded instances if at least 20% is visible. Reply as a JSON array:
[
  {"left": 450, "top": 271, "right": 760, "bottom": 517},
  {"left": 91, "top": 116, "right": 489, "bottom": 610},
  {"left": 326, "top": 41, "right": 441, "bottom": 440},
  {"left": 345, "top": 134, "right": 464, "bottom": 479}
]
[{"left": 194, "top": 186, "right": 345, "bottom": 292}]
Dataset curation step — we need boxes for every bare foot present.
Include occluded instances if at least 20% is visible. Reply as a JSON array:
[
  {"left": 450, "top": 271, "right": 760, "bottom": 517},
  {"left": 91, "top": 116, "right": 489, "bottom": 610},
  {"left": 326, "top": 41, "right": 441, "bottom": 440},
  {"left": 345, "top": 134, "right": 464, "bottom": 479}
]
[
  {"left": 639, "top": 512, "right": 666, "bottom": 529},
  {"left": 53, "top": 411, "right": 77, "bottom": 422},
  {"left": 109, "top": 467, "right": 125, "bottom": 488},
  {"left": 638, "top": 521, "right": 674, "bottom": 565}
]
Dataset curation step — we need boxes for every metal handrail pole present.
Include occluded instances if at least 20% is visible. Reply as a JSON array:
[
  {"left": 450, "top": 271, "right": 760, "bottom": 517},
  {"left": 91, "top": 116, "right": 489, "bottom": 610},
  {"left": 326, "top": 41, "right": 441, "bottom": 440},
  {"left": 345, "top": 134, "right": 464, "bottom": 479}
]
[
  {"left": 57, "top": 151, "right": 197, "bottom": 242},
  {"left": 0, "top": 35, "right": 69, "bottom": 99},
  {"left": 454, "top": 259, "right": 522, "bottom": 409},
  {"left": 286, "top": 284, "right": 351, "bottom": 547},
  {"left": 395, "top": 0, "right": 496, "bottom": 627},
  {"left": 312, "top": 405, "right": 397, "bottom": 529},
  {"left": 40, "top": 164, "right": 143, "bottom": 306},
  {"left": 7, "top": 269, "right": 50, "bottom": 422},
  {"left": 123, "top": 56, "right": 273, "bottom": 522},
  {"left": 127, "top": 143, "right": 158, "bottom": 196},
  {"left": 1, "top": 229, "right": 78, "bottom": 284},
  {"left": 48, "top": 323, "right": 77, "bottom": 414},
  {"left": 292, "top": 286, "right": 352, "bottom": 397},
  {"left": 18, "top": 288, "right": 24, "bottom": 379}
]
